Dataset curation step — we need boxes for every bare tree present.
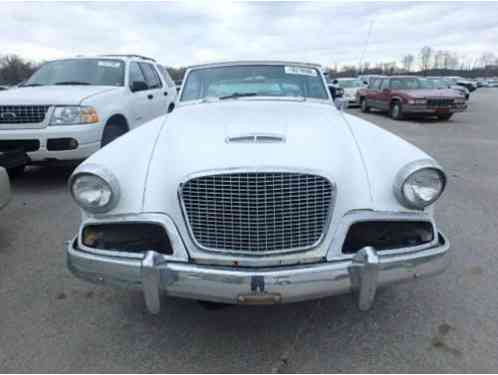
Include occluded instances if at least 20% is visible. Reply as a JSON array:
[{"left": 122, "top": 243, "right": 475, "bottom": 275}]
[
  {"left": 0, "top": 54, "right": 37, "bottom": 84},
  {"left": 401, "top": 54, "right": 414, "bottom": 72},
  {"left": 478, "top": 52, "right": 497, "bottom": 68},
  {"left": 418, "top": 46, "right": 433, "bottom": 72},
  {"left": 433, "top": 50, "right": 446, "bottom": 69}
]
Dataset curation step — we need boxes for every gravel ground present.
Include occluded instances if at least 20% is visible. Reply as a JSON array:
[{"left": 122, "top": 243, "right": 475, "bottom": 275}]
[{"left": 1, "top": 88, "right": 497, "bottom": 372}]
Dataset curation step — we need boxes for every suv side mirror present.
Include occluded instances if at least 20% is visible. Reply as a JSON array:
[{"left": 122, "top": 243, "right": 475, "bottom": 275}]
[{"left": 131, "top": 81, "right": 148, "bottom": 92}]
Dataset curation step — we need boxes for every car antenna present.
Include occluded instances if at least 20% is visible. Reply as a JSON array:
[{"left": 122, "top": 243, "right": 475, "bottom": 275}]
[{"left": 358, "top": 20, "right": 375, "bottom": 75}]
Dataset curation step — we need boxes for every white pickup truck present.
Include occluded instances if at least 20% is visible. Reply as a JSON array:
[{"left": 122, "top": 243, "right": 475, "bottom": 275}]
[{"left": 0, "top": 55, "right": 177, "bottom": 175}]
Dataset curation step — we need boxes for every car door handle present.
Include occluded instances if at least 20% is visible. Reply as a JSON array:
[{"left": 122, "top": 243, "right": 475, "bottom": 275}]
[
  {"left": 147, "top": 94, "right": 154, "bottom": 100},
  {"left": 164, "top": 91, "right": 168, "bottom": 96}
]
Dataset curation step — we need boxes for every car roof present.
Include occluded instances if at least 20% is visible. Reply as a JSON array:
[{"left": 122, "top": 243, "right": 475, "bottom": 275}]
[
  {"left": 186, "top": 60, "right": 323, "bottom": 70},
  {"left": 49, "top": 55, "right": 157, "bottom": 63}
]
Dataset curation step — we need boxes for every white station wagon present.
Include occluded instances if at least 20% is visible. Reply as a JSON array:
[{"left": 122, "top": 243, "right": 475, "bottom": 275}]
[{"left": 66, "top": 61, "right": 450, "bottom": 313}]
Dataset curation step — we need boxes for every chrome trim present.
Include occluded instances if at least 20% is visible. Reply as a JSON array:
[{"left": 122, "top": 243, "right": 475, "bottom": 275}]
[
  {"left": 225, "top": 133, "right": 286, "bottom": 144},
  {"left": 67, "top": 232, "right": 450, "bottom": 313},
  {"left": 76, "top": 213, "right": 190, "bottom": 262},
  {"left": 327, "top": 210, "right": 439, "bottom": 261},
  {"left": 177, "top": 167, "right": 337, "bottom": 257},
  {"left": 393, "top": 159, "right": 447, "bottom": 210},
  {"left": 68, "top": 163, "right": 121, "bottom": 214}
]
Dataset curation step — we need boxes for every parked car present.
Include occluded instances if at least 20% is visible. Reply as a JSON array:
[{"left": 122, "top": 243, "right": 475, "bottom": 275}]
[
  {"left": 332, "top": 78, "right": 364, "bottom": 106},
  {"left": 487, "top": 79, "right": 498, "bottom": 87},
  {"left": 429, "top": 77, "right": 470, "bottom": 100},
  {"left": 66, "top": 61, "right": 450, "bottom": 314},
  {"left": 0, "top": 166, "right": 10, "bottom": 210},
  {"left": 358, "top": 76, "right": 467, "bottom": 120},
  {"left": 358, "top": 74, "right": 384, "bottom": 87},
  {"left": 0, "top": 55, "right": 177, "bottom": 175},
  {"left": 445, "top": 76, "right": 477, "bottom": 92}
]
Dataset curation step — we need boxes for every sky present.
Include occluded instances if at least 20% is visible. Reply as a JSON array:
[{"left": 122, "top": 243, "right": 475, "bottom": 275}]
[{"left": 1, "top": 1, "right": 497, "bottom": 68}]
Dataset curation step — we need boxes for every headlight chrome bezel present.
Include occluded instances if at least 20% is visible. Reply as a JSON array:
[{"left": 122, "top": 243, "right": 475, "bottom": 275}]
[
  {"left": 50, "top": 105, "right": 99, "bottom": 126},
  {"left": 69, "top": 164, "right": 120, "bottom": 213},
  {"left": 394, "top": 159, "right": 447, "bottom": 210}
]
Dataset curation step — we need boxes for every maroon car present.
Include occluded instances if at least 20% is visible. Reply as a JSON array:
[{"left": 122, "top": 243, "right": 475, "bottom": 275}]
[{"left": 357, "top": 76, "right": 467, "bottom": 121}]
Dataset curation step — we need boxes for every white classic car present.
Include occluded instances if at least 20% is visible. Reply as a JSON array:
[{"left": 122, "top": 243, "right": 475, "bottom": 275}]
[
  {"left": 0, "top": 166, "right": 10, "bottom": 209},
  {"left": 66, "top": 61, "right": 450, "bottom": 313}
]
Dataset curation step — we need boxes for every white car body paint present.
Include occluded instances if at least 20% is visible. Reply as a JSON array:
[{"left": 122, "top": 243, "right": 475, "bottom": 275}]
[
  {"left": 79, "top": 95, "right": 434, "bottom": 265},
  {"left": 0, "top": 167, "right": 10, "bottom": 209},
  {"left": 0, "top": 56, "right": 176, "bottom": 163}
]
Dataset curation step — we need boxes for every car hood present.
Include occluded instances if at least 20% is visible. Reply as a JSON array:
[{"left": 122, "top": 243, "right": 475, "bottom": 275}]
[
  {"left": 343, "top": 87, "right": 360, "bottom": 96},
  {"left": 143, "top": 100, "right": 372, "bottom": 214},
  {"left": 0, "top": 85, "right": 119, "bottom": 105},
  {"left": 393, "top": 89, "right": 459, "bottom": 98}
]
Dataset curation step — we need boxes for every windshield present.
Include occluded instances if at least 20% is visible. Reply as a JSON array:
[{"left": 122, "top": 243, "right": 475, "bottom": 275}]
[
  {"left": 180, "top": 65, "right": 329, "bottom": 101},
  {"left": 336, "top": 79, "right": 363, "bottom": 88},
  {"left": 390, "top": 78, "right": 433, "bottom": 90},
  {"left": 24, "top": 59, "right": 125, "bottom": 87}
]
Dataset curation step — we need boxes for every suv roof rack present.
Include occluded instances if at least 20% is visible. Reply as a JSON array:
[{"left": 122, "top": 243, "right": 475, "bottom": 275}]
[{"left": 100, "top": 54, "right": 157, "bottom": 62}]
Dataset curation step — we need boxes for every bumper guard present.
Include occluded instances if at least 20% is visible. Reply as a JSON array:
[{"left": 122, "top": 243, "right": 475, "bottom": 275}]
[{"left": 67, "top": 233, "right": 449, "bottom": 313}]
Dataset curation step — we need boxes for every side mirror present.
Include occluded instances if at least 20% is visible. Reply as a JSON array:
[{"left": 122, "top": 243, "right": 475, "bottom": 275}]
[
  {"left": 131, "top": 81, "right": 148, "bottom": 92},
  {"left": 332, "top": 79, "right": 338, "bottom": 84},
  {"left": 363, "top": 81, "right": 368, "bottom": 86}
]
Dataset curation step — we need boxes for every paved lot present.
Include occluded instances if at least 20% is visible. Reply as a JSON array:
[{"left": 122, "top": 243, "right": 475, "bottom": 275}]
[{"left": 1, "top": 89, "right": 498, "bottom": 372}]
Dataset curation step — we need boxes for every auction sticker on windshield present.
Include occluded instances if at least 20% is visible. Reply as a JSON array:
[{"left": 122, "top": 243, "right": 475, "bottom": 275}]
[
  {"left": 284, "top": 66, "right": 317, "bottom": 77},
  {"left": 98, "top": 61, "right": 121, "bottom": 68}
]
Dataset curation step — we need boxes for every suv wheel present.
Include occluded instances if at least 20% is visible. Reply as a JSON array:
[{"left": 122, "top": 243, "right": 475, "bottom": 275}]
[
  {"left": 360, "top": 98, "right": 369, "bottom": 113},
  {"left": 7, "top": 165, "right": 26, "bottom": 178},
  {"left": 390, "top": 102, "right": 404, "bottom": 120},
  {"left": 438, "top": 113, "right": 453, "bottom": 121},
  {"left": 101, "top": 122, "right": 127, "bottom": 147}
]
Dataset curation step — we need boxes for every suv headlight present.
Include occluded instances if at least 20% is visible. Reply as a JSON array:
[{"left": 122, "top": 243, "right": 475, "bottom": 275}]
[
  {"left": 394, "top": 160, "right": 446, "bottom": 209},
  {"left": 50, "top": 106, "right": 99, "bottom": 125},
  {"left": 69, "top": 164, "right": 120, "bottom": 213}
]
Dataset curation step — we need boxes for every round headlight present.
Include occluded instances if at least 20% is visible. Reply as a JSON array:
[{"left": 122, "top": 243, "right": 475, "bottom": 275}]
[
  {"left": 69, "top": 164, "right": 120, "bottom": 213},
  {"left": 394, "top": 160, "right": 446, "bottom": 209}
]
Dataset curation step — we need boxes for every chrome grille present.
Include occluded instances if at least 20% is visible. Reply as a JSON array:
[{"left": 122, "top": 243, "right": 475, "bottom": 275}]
[
  {"left": 0, "top": 105, "right": 50, "bottom": 124},
  {"left": 180, "top": 172, "right": 334, "bottom": 254}
]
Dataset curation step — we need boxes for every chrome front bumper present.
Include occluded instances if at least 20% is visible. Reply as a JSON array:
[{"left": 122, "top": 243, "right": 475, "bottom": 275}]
[{"left": 67, "top": 233, "right": 450, "bottom": 313}]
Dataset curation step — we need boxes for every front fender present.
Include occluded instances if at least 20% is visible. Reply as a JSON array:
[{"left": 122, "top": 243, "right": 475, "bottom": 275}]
[{"left": 342, "top": 113, "right": 435, "bottom": 212}]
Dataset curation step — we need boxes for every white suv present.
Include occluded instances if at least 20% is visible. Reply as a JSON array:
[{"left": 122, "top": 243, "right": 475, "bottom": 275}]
[{"left": 0, "top": 55, "right": 177, "bottom": 174}]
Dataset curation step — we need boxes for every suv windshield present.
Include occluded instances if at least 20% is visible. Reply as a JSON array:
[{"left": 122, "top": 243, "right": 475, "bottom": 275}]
[
  {"left": 336, "top": 79, "right": 363, "bottom": 88},
  {"left": 24, "top": 59, "right": 125, "bottom": 87},
  {"left": 180, "top": 65, "right": 329, "bottom": 101},
  {"left": 390, "top": 78, "right": 433, "bottom": 90}
]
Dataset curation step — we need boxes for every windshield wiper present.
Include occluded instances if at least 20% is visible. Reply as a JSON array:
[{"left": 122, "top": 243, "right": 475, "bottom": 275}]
[
  {"left": 54, "top": 81, "right": 91, "bottom": 86},
  {"left": 219, "top": 92, "right": 258, "bottom": 100},
  {"left": 20, "top": 83, "right": 44, "bottom": 87}
]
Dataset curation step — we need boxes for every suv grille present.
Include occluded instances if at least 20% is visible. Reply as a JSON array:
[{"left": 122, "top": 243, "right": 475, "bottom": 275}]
[
  {"left": 0, "top": 105, "right": 50, "bottom": 124},
  {"left": 180, "top": 172, "right": 335, "bottom": 254},
  {"left": 427, "top": 99, "right": 454, "bottom": 108}
]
